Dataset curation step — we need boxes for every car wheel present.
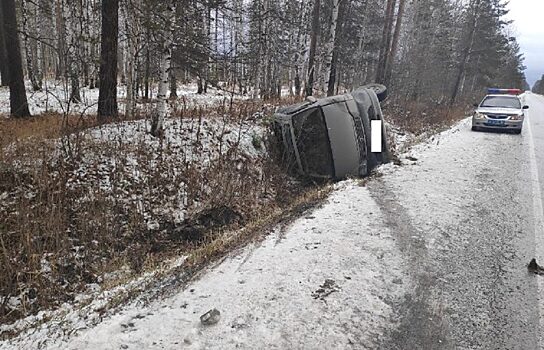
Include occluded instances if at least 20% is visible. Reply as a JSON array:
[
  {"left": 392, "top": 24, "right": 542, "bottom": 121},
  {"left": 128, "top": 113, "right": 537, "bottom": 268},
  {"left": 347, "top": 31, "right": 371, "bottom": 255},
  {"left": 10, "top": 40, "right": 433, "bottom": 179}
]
[
  {"left": 367, "top": 92, "right": 390, "bottom": 164},
  {"left": 361, "top": 83, "right": 388, "bottom": 102},
  {"left": 360, "top": 107, "right": 378, "bottom": 173},
  {"left": 471, "top": 126, "right": 479, "bottom": 131},
  {"left": 379, "top": 122, "right": 390, "bottom": 163},
  {"left": 514, "top": 129, "right": 522, "bottom": 134}
]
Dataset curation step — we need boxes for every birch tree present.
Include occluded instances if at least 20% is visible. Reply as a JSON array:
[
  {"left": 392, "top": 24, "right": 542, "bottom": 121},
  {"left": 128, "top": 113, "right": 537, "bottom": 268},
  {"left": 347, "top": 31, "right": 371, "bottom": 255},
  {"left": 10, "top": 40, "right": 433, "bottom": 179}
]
[
  {"left": 150, "top": 0, "right": 175, "bottom": 137},
  {"left": 305, "top": 0, "right": 320, "bottom": 96},
  {"left": 322, "top": 0, "right": 341, "bottom": 96},
  {"left": 0, "top": 2, "right": 8, "bottom": 87},
  {"left": 21, "top": 0, "right": 42, "bottom": 91}
]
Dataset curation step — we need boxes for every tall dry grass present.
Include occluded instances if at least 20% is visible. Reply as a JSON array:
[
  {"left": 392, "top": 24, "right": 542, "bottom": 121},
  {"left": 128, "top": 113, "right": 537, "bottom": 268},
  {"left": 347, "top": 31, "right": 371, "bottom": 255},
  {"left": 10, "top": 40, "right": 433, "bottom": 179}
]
[
  {"left": 383, "top": 98, "right": 471, "bottom": 135},
  {"left": 0, "top": 96, "right": 306, "bottom": 326}
]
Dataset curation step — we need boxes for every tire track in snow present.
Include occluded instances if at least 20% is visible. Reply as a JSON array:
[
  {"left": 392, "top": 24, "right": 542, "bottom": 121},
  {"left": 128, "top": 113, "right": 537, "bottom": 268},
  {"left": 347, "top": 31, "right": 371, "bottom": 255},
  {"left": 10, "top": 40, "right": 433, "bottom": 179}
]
[{"left": 369, "top": 181, "right": 451, "bottom": 349}]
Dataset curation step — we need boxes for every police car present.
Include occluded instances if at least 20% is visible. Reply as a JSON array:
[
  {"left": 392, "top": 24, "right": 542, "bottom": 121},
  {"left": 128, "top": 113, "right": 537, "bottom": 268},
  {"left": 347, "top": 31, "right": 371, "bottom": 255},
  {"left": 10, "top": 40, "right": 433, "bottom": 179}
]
[{"left": 472, "top": 88, "right": 529, "bottom": 134}]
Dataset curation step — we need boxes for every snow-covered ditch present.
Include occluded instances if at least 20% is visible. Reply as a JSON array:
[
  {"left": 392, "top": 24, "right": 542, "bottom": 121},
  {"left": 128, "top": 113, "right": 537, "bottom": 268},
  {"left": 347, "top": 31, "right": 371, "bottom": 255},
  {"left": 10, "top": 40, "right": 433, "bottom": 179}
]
[
  {"left": 0, "top": 85, "right": 471, "bottom": 346},
  {"left": 0, "top": 109, "right": 279, "bottom": 336},
  {"left": 1, "top": 180, "right": 408, "bottom": 350},
  {"left": 0, "top": 111, "right": 472, "bottom": 349}
]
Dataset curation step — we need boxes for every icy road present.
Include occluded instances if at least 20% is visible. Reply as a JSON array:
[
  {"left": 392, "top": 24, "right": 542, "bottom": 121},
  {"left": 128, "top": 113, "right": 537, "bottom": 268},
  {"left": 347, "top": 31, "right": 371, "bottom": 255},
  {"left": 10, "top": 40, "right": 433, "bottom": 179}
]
[{"left": 4, "top": 93, "right": 544, "bottom": 350}]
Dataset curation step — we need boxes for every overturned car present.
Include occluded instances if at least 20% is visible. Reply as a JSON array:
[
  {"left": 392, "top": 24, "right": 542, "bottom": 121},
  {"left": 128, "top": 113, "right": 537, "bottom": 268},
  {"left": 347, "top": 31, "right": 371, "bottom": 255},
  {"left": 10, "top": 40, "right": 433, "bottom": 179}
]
[{"left": 273, "top": 84, "right": 390, "bottom": 180}]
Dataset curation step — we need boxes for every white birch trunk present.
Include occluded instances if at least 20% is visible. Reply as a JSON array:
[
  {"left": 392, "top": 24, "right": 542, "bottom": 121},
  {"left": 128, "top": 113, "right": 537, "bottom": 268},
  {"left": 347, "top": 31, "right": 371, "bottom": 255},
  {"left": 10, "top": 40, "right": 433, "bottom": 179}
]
[
  {"left": 123, "top": 1, "right": 136, "bottom": 117},
  {"left": 151, "top": 0, "right": 175, "bottom": 137},
  {"left": 323, "top": 0, "right": 339, "bottom": 94}
]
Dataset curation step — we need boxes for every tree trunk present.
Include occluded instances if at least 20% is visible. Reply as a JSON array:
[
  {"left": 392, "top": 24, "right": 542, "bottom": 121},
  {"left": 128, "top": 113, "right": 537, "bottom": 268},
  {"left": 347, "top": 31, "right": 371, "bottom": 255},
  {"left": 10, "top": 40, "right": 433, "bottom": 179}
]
[
  {"left": 376, "top": 0, "right": 396, "bottom": 84},
  {"left": 306, "top": 0, "right": 320, "bottom": 97},
  {"left": 1, "top": 0, "right": 31, "bottom": 117},
  {"left": 327, "top": 0, "right": 349, "bottom": 96},
  {"left": 169, "top": 67, "right": 177, "bottom": 99},
  {"left": 123, "top": 1, "right": 135, "bottom": 117},
  {"left": 323, "top": 0, "right": 340, "bottom": 95},
  {"left": 327, "top": 48, "right": 339, "bottom": 96},
  {"left": 451, "top": 0, "right": 479, "bottom": 105},
  {"left": 33, "top": 0, "right": 43, "bottom": 88},
  {"left": 98, "top": 0, "right": 119, "bottom": 119},
  {"left": 64, "top": 1, "right": 81, "bottom": 103},
  {"left": 384, "top": 0, "right": 406, "bottom": 85},
  {"left": 21, "top": 0, "right": 41, "bottom": 91},
  {"left": 0, "top": 2, "right": 9, "bottom": 87},
  {"left": 151, "top": 0, "right": 175, "bottom": 137},
  {"left": 144, "top": 37, "right": 150, "bottom": 99},
  {"left": 54, "top": 0, "right": 65, "bottom": 80}
]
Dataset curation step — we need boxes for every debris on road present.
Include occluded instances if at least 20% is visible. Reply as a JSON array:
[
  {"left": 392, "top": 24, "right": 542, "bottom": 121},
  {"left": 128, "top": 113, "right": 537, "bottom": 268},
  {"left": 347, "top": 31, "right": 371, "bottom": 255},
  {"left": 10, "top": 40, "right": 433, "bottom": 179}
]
[
  {"left": 312, "top": 279, "right": 341, "bottom": 301},
  {"left": 527, "top": 258, "right": 544, "bottom": 275},
  {"left": 200, "top": 308, "right": 221, "bottom": 325}
]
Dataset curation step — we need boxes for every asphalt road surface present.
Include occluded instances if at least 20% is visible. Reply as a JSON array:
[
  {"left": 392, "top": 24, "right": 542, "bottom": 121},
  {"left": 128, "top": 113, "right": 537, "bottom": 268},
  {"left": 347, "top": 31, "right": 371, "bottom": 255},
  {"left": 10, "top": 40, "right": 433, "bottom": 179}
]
[{"left": 371, "top": 92, "right": 544, "bottom": 350}]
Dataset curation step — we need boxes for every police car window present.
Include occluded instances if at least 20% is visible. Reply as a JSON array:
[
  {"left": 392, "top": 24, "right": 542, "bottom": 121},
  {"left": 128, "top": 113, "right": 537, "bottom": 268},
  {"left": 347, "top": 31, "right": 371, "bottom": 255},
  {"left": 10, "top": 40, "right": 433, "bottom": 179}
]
[{"left": 480, "top": 96, "right": 521, "bottom": 109}]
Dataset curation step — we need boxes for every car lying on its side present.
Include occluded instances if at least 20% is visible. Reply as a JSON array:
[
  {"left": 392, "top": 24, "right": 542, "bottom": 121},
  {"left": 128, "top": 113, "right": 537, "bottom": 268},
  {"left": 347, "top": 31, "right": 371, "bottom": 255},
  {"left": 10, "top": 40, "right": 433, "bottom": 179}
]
[
  {"left": 472, "top": 88, "right": 529, "bottom": 134},
  {"left": 273, "top": 84, "right": 389, "bottom": 180}
]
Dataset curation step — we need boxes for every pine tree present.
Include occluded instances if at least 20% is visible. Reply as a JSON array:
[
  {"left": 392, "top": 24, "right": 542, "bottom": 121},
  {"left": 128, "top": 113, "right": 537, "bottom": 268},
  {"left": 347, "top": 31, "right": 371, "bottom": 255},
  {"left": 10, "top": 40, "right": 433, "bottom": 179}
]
[
  {"left": 98, "top": 0, "right": 119, "bottom": 119},
  {"left": 1, "top": 0, "right": 31, "bottom": 117}
]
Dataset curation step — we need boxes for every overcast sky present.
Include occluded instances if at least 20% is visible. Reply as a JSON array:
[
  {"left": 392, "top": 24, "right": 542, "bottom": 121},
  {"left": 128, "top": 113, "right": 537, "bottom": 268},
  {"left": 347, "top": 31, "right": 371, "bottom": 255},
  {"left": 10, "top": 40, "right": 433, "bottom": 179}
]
[{"left": 506, "top": 0, "right": 544, "bottom": 87}]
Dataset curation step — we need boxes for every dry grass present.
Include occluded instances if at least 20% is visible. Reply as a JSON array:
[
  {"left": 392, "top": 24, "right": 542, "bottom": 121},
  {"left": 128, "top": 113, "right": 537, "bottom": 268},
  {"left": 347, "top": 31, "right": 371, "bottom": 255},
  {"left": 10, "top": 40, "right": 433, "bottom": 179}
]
[
  {"left": 383, "top": 98, "right": 471, "bottom": 136},
  {"left": 0, "top": 92, "right": 465, "bottom": 331},
  {"left": 0, "top": 96, "right": 310, "bottom": 328}
]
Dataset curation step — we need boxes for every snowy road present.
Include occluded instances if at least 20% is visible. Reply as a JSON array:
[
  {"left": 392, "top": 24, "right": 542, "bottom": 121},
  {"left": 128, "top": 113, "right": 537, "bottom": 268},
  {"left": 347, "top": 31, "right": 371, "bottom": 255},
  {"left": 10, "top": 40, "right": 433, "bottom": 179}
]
[
  {"left": 3, "top": 93, "right": 544, "bottom": 349},
  {"left": 369, "top": 92, "right": 544, "bottom": 349}
]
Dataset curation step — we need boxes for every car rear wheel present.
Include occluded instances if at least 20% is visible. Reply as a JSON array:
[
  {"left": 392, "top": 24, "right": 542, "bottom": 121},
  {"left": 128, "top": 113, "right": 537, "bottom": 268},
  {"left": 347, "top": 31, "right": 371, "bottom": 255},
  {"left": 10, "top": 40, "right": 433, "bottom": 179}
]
[
  {"left": 513, "top": 129, "right": 522, "bottom": 134},
  {"left": 360, "top": 84, "right": 388, "bottom": 102},
  {"left": 471, "top": 126, "right": 479, "bottom": 131}
]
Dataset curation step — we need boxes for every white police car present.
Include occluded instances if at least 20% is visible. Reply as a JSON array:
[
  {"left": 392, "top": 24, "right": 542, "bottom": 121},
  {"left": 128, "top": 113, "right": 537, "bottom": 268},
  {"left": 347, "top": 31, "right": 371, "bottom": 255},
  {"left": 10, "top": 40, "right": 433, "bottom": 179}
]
[{"left": 472, "top": 88, "right": 529, "bottom": 134}]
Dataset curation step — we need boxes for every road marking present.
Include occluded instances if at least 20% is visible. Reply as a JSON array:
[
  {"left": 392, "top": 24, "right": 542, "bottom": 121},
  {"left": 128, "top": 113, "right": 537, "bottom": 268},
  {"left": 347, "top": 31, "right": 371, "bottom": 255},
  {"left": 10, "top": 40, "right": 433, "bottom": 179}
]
[
  {"left": 371, "top": 120, "right": 382, "bottom": 153},
  {"left": 526, "top": 108, "right": 544, "bottom": 349}
]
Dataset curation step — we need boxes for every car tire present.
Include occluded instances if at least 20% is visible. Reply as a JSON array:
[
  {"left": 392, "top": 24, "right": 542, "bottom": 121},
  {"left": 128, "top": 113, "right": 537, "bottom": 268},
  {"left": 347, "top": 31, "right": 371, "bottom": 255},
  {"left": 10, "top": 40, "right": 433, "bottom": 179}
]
[
  {"left": 366, "top": 91, "right": 390, "bottom": 164},
  {"left": 514, "top": 129, "right": 522, "bottom": 134},
  {"left": 471, "top": 126, "right": 479, "bottom": 131},
  {"left": 360, "top": 83, "right": 388, "bottom": 102},
  {"left": 373, "top": 121, "right": 390, "bottom": 164},
  {"left": 360, "top": 107, "right": 378, "bottom": 173}
]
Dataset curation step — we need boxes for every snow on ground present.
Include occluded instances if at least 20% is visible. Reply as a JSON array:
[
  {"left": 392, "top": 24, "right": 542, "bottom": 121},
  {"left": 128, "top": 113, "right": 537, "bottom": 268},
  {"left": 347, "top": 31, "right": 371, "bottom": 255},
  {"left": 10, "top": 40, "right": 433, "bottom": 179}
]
[
  {"left": 86, "top": 115, "right": 265, "bottom": 164},
  {"left": 1, "top": 180, "right": 407, "bottom": 350},
  {"left": 1, "top": 112, "right": 265, "bottom": 230},
  {"left": 81, "top": 116, "right": 265, "bottom": 225},
  {"left": 0, "top": 255, "right": 188, "bottom": 348},
  {"left": 0, "top": 112, "right": 472, "bottom": 349},
  {"left": 0, "top": 81, "right": 245, "bottom": 116},
  {"left": 0, "top": 84, "right": 474, "bottom": 348},
  {"left": 0, "top": 110, "right": 267, "bottom": 335}
]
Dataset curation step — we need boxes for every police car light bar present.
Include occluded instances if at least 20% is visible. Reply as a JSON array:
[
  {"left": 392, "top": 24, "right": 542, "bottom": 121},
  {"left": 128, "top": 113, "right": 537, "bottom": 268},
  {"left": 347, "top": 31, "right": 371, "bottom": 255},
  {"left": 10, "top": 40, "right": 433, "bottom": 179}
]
[{"left": 487, "top": 88, "right": 522, "bottom": 95}]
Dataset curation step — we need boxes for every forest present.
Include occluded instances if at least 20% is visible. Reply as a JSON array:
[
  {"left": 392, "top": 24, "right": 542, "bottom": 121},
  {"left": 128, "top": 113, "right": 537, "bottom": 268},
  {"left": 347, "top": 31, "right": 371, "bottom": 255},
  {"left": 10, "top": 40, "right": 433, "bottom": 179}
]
[
  {"left": 0, "top": 0, "right": 530, "bottom": 333},
  {"left": 0, "top": 0, "right": 528, "bottom": 123},
  {"left": 533, "top": 75, "right": 544, "bottom": 94}
]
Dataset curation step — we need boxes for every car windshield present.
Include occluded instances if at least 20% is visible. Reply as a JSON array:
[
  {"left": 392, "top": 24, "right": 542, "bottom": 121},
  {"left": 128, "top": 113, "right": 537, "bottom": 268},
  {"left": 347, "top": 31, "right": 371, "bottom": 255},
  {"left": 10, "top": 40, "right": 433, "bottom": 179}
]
[
  {"left": 480, "top": 96, "right": 521, "bottom": 109},
  {"left": 292, "top": 108, "right": 334, "bottom": 177}
]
